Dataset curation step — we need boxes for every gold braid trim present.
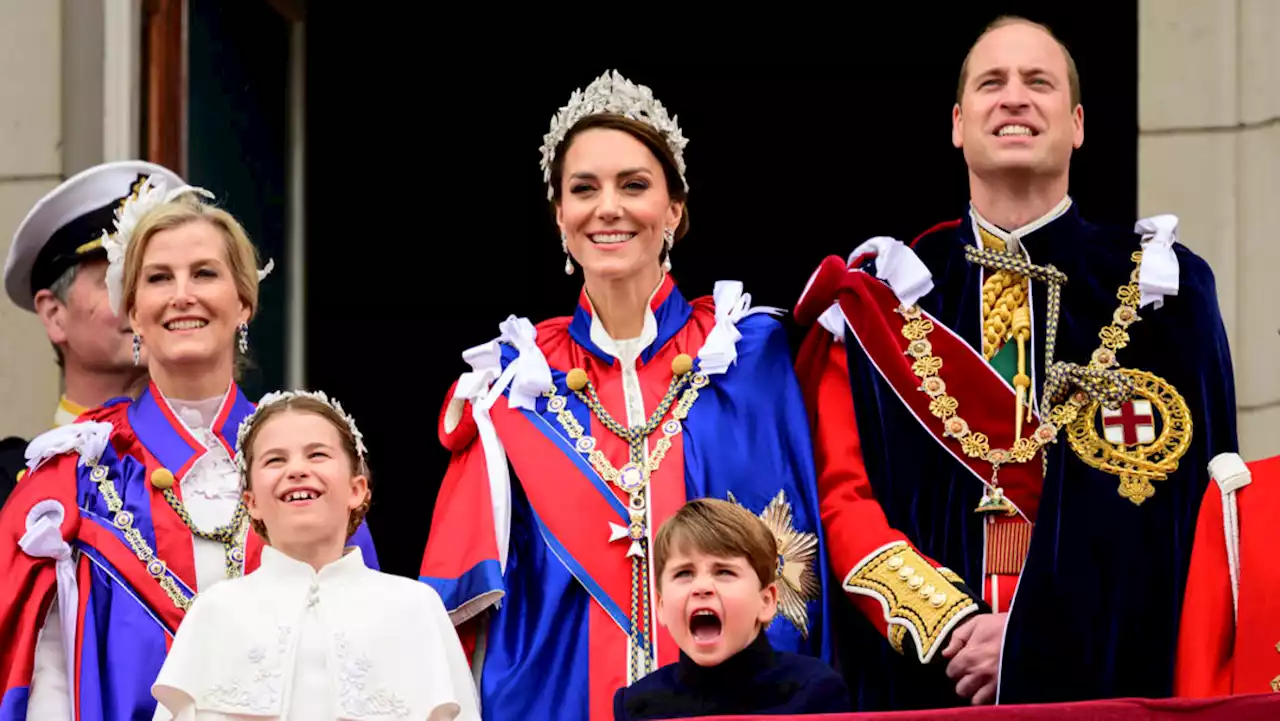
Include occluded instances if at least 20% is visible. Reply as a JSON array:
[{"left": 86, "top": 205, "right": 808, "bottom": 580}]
[
  {"left": 978, "top": 227, "right": 1030, "bottom": 360},
  {"left": 843, "top": 543, "right": 981, "bottom": 663},
  {"left": 982, "top": 273, "right": 1029, "bottom": 359}
]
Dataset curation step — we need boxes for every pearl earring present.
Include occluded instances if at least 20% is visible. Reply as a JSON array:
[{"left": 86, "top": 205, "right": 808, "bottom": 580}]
[
  {"left": 562, "top": 232, "right": 574, "bottom": 275},
  {"left": 661, "top": 227, "right": 675, "bottom": 273}
]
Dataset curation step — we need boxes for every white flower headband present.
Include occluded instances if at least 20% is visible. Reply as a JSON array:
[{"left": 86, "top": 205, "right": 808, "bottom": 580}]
[
  {"left": 538, "top": 69, "right": 690, "bottom": 200},
  {"left": 234, "top": 389, "right": 369, "bottom": 479},
  {"left": 101, "top": 175, "right": 275, "bottom": 317}
]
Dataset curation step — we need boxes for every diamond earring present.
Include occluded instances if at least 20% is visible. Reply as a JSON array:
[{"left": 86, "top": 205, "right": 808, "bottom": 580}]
[
  {"left": 562, "top": 232, "right": 574, "bottom": 275},
  {"left": 132, "top": 333, "right": 142, "bottom": 365},
  {"left": 238, "top": 323, "right": 249, "bottom": 355},
  {"left": 661, "top": 227, "right": 675, "bottom": 273}
]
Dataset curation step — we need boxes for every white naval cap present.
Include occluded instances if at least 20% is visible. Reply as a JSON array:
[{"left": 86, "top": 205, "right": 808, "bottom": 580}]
[{"left": 4, "top": 160, "right": 186, "bottom": 313}]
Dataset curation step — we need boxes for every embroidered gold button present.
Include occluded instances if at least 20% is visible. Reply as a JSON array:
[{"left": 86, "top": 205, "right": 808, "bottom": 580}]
[
  {"left": 15, "top": 469, "right": 26, "bottom": 482},
  {"left": 919, "top": 584, "right": 936, "bottom": 598},
  {"left": 908, "top": 575, "right": 925, "bottom": 590},
  {"left": 899, "top": 566, "right": 914, "bottom": 580},
  {"left": 1271, "top": 675, "right": 1279, "bottom": 693},
  {"left": 151, "top": 468, "right": 175, "bottom": 490},
  {"left": 930, "top": 593, "right": 947, "bottom": 607},
  {"left": 887, "top": 556, "right": 904, "bottom": 571}
]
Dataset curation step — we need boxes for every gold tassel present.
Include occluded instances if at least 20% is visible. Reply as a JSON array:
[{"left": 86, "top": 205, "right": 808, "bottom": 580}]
[{"left": 1011, "top": 305, "right": 1032, "bottom": 439}]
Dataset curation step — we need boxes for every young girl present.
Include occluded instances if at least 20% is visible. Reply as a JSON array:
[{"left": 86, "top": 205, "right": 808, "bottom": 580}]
[{"left": 151, "top": 390, "right": 480, "bottom": 720}]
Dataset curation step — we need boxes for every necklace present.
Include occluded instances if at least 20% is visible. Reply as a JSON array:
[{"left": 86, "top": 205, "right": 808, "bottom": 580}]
[
  {"left": 160, "top": 488, "right": 249, "bottom": 578},
  {"left": 900, "top": 248, "right": 1144, "bottom": 514},
  {"left": 543, "top": 351, "right": 707, "bottom": 680}
]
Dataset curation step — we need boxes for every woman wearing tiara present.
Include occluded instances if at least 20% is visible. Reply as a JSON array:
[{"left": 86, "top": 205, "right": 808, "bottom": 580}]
[
  {"left": 419, "top": 69, "right": 833, "bottom": 720},
  {"left": 0, "top": 184, "right": 377, "bottom": 720},
  {"left": 152, "top": 390, "right": 479, "bottom": 720}
]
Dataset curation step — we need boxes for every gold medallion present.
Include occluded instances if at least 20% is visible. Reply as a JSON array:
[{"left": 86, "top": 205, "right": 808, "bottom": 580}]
[{"left": 1067, "top": 368, "right": 1192, "bottom": 505}]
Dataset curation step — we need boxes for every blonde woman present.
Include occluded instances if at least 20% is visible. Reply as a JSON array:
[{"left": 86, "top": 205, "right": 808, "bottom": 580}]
[{"left": 0, "top": 181, "right": 377, "bottom": 719}]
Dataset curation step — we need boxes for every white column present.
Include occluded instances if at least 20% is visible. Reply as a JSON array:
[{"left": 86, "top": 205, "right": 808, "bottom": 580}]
[
  {"left": 0, "top": 0, "right": 64, "bottom": 439},
  {"left": 1138, "top": 0, "right": 1280, "bottom": 460},
  {"left": 102, "top": 0, "right": 141, "bottom": 161}
]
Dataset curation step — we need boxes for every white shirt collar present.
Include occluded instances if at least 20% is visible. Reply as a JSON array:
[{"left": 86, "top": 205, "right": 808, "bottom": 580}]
[
  {"left": 970, "top": 195, "right": 1073, "bottom": 253},
  {"left": 584, "top": 276, "right": 665, "bottom": 365}
]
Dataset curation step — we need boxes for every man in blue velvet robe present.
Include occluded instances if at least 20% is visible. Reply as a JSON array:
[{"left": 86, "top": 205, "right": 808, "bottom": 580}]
[{"left": 794, "top": 15, "right": 1238, "bottom": 710}]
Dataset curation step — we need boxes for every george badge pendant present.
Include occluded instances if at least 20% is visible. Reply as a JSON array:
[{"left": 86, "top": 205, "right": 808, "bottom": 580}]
[{"left": 975, "top": 462, "right": 1018, "bottom": 516}]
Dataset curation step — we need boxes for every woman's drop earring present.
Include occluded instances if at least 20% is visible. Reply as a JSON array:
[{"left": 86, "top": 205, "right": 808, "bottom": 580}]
[
  {"left": 132, "top": 333, "right": 142, "bottom": 365},
  {"left": 661, "top": 227, "right": 675, "bottom": 273},
  {"left": 562, "top": 232, "right": 574, "bottom": 275}
]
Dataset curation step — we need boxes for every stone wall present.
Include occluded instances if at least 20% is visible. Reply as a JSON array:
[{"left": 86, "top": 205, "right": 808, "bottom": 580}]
[
  {"left": 0, "top": 0, "right": 63, "bottom": 439},
  {"left": 1139, "top": 0, "right": 1280, "bottom": 460}
]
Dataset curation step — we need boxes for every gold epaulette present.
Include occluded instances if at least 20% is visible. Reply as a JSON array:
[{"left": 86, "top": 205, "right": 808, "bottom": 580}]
[{"left": 843, "top": 542, "right": 981, "bottom": 663}]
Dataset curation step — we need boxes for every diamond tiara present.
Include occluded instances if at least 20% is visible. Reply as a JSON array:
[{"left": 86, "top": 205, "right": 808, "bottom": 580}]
[
  {"left": 234, "top": 389, "right": 368, "bottom": 480},
  {"left": 538, "top": 69, "right": 689, "bottom": 200}
]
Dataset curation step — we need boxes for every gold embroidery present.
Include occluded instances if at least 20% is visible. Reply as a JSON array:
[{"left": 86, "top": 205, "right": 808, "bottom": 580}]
[
  {"left": 844, "top": 544, "right": 979, "bottom": 663},
  {"left": 728, "top": 490, "right": 820, "bottom": 639}
]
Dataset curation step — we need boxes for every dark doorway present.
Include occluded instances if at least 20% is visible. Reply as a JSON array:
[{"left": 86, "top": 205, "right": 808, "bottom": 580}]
[
  {"left": 305, "top": 6, "right": 1138, "bottom": 579},
  {"left": 184, "top": 0, "right": 292, "bottom": 401}
]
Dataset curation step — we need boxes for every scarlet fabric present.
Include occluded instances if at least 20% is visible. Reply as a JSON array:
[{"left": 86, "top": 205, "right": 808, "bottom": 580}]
[{"left": 1176, "top": 454, "right": 1280, "bottom": 697}]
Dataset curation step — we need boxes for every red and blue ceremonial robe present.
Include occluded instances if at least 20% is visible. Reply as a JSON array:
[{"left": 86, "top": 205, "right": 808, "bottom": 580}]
[
  {"left": 420, "top": 275, "right": 833, "bottom": 720},
  {"left": 1176, "top": 452, "right": 1280, "bottom": 697},
  {"left": 794, "top": 202, "right": 1237, "bottom": 710},
  {"left": 0, "top": 381, "right": 378, "bottom": 721}
]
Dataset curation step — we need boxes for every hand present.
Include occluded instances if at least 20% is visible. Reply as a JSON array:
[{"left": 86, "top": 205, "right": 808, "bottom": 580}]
[{"left": 941, "top": 612, "right": 1007, "bottom": 705}]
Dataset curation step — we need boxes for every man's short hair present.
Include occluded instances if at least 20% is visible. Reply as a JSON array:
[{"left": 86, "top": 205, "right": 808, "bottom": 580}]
[
  {"left": 956, "top": 15, "right": 1082, "bottom": 107},
  {"left": 46, "top": 263, "right": 78, "bottom": 370},
  {"left": 653, "top": 498, "right": 777, "bottom": 590}
]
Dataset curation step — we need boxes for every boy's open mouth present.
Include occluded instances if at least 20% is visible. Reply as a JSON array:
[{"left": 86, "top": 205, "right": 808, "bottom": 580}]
[{"left": 688, "top": 608, "right": 723, "bottom": 643}]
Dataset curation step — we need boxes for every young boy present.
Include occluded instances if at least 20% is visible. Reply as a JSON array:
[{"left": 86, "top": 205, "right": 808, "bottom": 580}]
[{"left": 614, "top": 498, "right": 851, "bottom": 719}]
